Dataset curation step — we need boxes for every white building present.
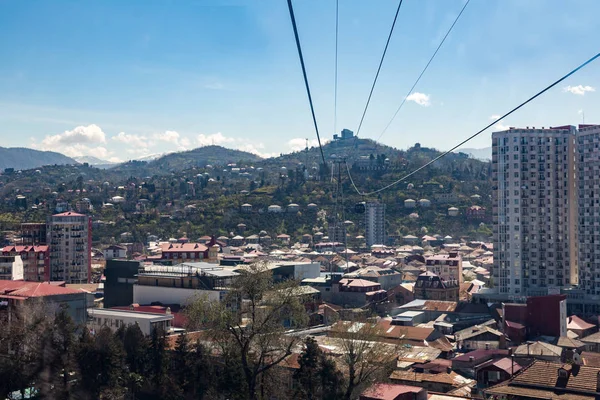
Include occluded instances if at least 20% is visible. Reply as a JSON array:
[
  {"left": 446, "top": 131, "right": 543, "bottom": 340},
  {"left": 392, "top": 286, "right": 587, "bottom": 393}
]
[
  {"left": 448, "top": 207, "right": 459, "bottom": 217},
  {"left": 425, "top": 252, "right": 463, "bottom": 283},
  {"left": 104, "top": 245, "right": 127, "bottom": 260},
  {"left": 268, "top": 205, "right": 282, "bottom": 213},
  {"left": 404, "top": 199, "right": 416, "bottom": 208},
  {"left": 88, "top": 308, "right": 173, "bottom": 336},
  {"left": 492, "top": 126, "right": 577, "bottom": 296},
  {"left": 365, "top": 202, "right": 386, "bottom": 247},
  {"left": 0, "top": 255, "right": 24, "bottom": 280},
  {"left": 47, "top": 212, "right": 91, "bottom": 283}
]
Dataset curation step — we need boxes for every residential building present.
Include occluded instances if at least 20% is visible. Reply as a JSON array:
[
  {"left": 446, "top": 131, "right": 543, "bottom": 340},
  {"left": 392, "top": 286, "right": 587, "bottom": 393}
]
[
  {"left": 502, "top": 294, "right": 568, "bottom": 339},
  {"left": 327, "top": 221, "right": 347, "bottom": 245},
  {"left": 159, "top": 241, "right": 219, "bottom": 264},
  {"left": 103, "top": 244, "right": 127, "bottom": 260},
  {"left": 485, "top": 360, "right": 600, "bottom": 399},
  {"left": 0, "top": 255, "right": 23, "bottom": 280},
  {"left": 103, "top": 259, "right": 140, "bottom": 308},
  {"left": 88, "top": 308, "right": 173, "bottom": 336},
  {"left": 576, "top": 124, "right": 600, "bottom": 295},
  {"left": 365, "top": 202, "right": 386, "bottom": 247},
  {"left": 359, "top": 383, "right": 427, "bottom": 400},
  {"left": 2, "top": 245, "right": 49, "bottom": 281},
  {"left": 425, "top": 252, "right": 463, "bottom": 283},
  {"left": 47, "top": 211, "right": 92, "bottom": 283},
  {"left": 20, "top": 223, "right": 46, "bottom": 245},
  {"left": 492, "top": 126, "right": 577, "bottom": 296},
  {"left": 413, "top": 272, "right": 459, "bottom": 302},
  {"left": 0, "top": 280, "right": 92, "bottom": 325}
]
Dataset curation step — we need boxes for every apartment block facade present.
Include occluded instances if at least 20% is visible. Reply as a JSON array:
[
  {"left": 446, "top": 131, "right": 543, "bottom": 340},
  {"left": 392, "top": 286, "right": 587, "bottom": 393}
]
[
  {"left": 365, "top": 202, "right": 386, "bottom": 247},
  {"left": 577, "top": 124, "right": 600, "bottom": 295},
  {"left": 47, "top": 212, "right": 92, "bottom": 283},
  {"left": 492, "top": 126, "right": 578, "bottom": 296}
]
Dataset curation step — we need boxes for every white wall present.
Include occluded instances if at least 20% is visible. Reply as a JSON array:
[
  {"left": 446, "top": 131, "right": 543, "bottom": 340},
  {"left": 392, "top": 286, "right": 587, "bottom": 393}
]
[
  {"left": 133, "top": 284, "right": 221, "bottom": 306},
  {"left": 294, "top": 263, "right": 321, "bottom": 280}
]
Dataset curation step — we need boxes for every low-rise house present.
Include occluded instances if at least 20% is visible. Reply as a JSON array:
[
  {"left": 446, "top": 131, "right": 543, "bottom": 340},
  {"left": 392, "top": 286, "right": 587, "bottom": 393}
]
[
  {"left": 455, "top": 322, "right": 505, "bottom": 350},
  {"left": 567, "top": 315, "right": 596, "bottom": 338},
  {"left": 485, "top": 360, "right": 600, "bottom": 400},
  {"left": 0, "top": 280, "right": 92, "bottom": 325},
  {"left": 159, "top": 241, "right": 219, "bottom": 264},
  {"left": 389, "top": 370, "right": 475, "bottom": 394},
  {"left": 476, "top": 357, "right": 522, "bottom": 388},
  {"left": 513, "top": 341, "right": 563, "bottom": 362},
  {"left": 424, "top": 252, "right": 462, "bottom": 283},
  {"left": 452, "top": 349, "right": 510, "bottom": 377},
  {"left": 581, "top": 331, "right": 600, "bottom": 352},
  {"left": 344, "top": 266, "right": 402, "bottom": 290},
  {"left": 359, "top": 383, "right": 427, "bottom": 400},
  {"left": 413, "top": 272, "right": 459, "bottom": 302}
]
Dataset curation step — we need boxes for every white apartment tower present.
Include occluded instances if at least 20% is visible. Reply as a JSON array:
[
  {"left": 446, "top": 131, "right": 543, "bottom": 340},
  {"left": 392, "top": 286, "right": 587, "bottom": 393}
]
[
  {"left": 365, "top": 202, "right": 386, "bottom": 247},
  {"left": 576, "top": 124, "right": 600, "bottom": 295},
  {"left": 47, "top": 211, "right": 91, "bottom": 283},
  {"left": 492, "top": 126, "right": 578, "bottom": 296}
]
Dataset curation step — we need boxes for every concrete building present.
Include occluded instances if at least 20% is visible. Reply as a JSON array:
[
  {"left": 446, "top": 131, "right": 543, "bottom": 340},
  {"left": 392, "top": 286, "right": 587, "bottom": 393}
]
[
  {"left": 133, "top": 262, "right": 239, "bottom": 306},
  {"left": 20, "top": 222, "right": 47, "bottom": 245},
  {"left": 492, "top": 126, "right": 577, "bottom": 296},
  {"left": 88, "top": 308, "right": 173, "bottom": 336},
  {"left": 103, "top": 259, "right": 140, "bottom": 308},
  {"left": 576, "top": 124, "right": 600, "bottom": 295},
  {"left": 47, "top": 211, "right": 92, "bottom": 283},
  {"left": 425, "top": 252, "right": 463, "bottom": 283},
  {"left": 365, "top": 202, "right": 386, "bottom": 247},
  {"left": 0, "top": 255, "right": 23, "bottom": 280},
  {"left": 328, "top": 221, "right": 347, "bottom": 246},
  {"left": 2, "top": 245, "right": 49, "bottom": 281}
]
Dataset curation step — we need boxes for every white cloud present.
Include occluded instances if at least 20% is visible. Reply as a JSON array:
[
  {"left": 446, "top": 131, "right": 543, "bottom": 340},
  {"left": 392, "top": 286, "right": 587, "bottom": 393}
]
[
  {"left": 494, "top": 123, "right": 510, "bottom": 131},
  {"left": 236, "top": 143, "right": 278, "bottom": 159},
  {"left": 39, "top": 124, "right": 106, "bottom": 147},
  {"left": 564, "top": 85, "right": 595, "bottom": 95},
  {"left": 287, "top": 138, "right": 329, "bottom": 152},
  {"left": 406, "top": 92, "right": 431, "bottom": 106},
  {"left": 196, "top": 132, "right": 235, "bottom": 146},
  {"left": 490, "top": 114, "right": 501, "bottom": 120},
  {"left": 154, "top": 130, "right": 181, "bottom": 144},
  {"left": 112, "top": 132, "right": 149, "bottom": 148},
  {"left": 31, "top": 124, "right": 121, "bottom": 161}
]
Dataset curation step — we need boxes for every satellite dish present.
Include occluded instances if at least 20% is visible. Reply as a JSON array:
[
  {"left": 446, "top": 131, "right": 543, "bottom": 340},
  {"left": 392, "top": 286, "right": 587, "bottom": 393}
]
[{"left": 573, "top": 352, "right": 582, "bottom": 365}]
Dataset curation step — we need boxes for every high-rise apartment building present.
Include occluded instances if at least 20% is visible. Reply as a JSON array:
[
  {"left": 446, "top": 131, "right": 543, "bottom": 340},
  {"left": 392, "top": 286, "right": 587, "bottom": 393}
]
[
  {"left": 365, "top": 202, "right": 386, "bottom": 247},
  {"left": 576, "top": 124, "right": 600, "bottom": 295},
  {"left": 492, "top": 126, "right": 578, "bottom": 296},
  {"left": 47, "top": 212, "right": 91, "bottom": 283}
]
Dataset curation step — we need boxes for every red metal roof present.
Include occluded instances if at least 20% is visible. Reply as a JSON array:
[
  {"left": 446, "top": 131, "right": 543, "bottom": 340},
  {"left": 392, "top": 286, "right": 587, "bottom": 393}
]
[
  {"left": 0, "top": 281, "right": 83, "bottom": 299},
  {"left": 160, "top": 242, "right": 208, "bottom": 253},
  {"left": 53, "top": 211, "right": 86, "bottom": 217},
  {"left": 2, "top": 245, "right": 49, "bottom": 253},
  {"left": 360, "top": 383, "right": 424, "bottom": 400}
]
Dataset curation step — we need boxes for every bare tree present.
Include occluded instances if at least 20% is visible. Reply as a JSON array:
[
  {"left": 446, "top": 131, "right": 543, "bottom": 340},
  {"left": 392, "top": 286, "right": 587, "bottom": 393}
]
[
  {"left": 329, "top": 320, "right": 399, "bottom": 400},
  {"left": 185, "top": 262, "right": 308, "bottom": 400}
]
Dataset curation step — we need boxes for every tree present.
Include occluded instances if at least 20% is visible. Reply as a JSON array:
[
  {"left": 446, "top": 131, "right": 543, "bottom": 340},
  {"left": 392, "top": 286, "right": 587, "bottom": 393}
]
[
  {"left": 294, "top": 337, "right": 344, "bottom": 400},
  {"left": 330, "top": 320, "right": 399, "bottom": 400},
  {"left": 186, "top": 262, "right": 308, "bottom": 400}
]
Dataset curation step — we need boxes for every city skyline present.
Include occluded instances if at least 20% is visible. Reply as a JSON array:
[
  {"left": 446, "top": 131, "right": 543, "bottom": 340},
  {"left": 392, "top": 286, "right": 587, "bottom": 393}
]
[{"left": 0, "top": 0, "right": 598, "bottom": 162}]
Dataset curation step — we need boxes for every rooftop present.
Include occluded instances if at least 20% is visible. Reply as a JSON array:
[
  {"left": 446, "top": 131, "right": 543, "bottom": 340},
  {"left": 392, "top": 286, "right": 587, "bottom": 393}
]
[
  {"left": 360, "top": 383, "right": 424, "bottom": 400},
  {"left": 89, "top": 308, "right": 174, "bottom": 321},
  {"left": 0, "top": 281, "right": 84, "bottom": 299}
]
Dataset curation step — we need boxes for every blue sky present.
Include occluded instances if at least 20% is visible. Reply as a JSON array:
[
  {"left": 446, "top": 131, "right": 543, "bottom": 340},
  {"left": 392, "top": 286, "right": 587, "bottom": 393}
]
[{"left": 0, "top": 0, "right": 598, "bottom": 162}]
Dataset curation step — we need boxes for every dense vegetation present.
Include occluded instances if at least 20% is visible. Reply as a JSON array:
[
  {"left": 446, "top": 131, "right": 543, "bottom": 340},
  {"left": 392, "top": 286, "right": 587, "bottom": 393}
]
[{"left": 0, "top": 140, "right": 493, "bottom": 244}]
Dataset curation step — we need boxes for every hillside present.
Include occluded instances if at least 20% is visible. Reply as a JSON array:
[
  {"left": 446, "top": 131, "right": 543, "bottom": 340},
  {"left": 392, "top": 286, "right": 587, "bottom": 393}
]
[{"left": 0, "top": 147, "right": 78, "bottom": 170}]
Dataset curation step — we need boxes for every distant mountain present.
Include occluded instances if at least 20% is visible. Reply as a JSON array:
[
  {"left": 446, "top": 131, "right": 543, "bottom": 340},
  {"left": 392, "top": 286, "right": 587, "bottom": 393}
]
[
  {"left": 0, "top": 147, "right": 78, "bottom": 170},
  {"left": 135, "top": 153, "right": 171, "bottom": 162},
  {"left": 108, "top": 146, "right": 263, "bottom": 175},
  {"left": 74, "top": 156, "right": 116, "bottom": 165},
  {"left": 456, "top": 147, "right": 492, "bottom": 161}
]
